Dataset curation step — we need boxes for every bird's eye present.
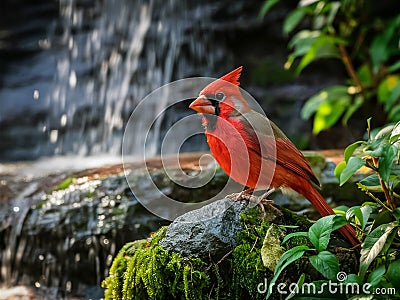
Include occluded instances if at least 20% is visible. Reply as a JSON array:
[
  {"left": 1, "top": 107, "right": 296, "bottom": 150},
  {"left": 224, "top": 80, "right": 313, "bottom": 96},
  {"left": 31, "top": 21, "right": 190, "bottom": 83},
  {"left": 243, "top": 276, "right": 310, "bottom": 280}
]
[{"left": 215, "top": 92, "right": 225, "bottom": 101}]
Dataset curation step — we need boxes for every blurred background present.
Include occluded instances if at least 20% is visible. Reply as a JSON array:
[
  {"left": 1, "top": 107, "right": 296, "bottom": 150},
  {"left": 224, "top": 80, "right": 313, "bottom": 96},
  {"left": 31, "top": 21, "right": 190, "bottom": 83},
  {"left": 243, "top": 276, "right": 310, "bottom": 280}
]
[{"left": 0, "top": 0, "right": 398, "bottom": 298}]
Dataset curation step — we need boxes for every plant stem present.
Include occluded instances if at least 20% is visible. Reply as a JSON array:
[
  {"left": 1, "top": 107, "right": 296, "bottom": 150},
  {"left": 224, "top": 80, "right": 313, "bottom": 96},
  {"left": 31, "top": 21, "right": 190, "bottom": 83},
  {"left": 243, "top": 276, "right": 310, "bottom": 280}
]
[
  {"left": 338, "top": 44, "right": 363, "bottom": 90},
  {"left": 378, "top": 175, "right": 396, "bottom": 209},
  {"left": 357, "top": 183, "right": 393, "bottom": 212}
]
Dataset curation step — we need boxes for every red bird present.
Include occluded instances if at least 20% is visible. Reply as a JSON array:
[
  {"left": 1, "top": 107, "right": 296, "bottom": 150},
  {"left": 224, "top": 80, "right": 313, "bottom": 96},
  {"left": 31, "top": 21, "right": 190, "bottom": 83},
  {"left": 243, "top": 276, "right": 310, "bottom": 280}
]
[{"left": 189, "top": 66, "right": 359, "bottom": 247}]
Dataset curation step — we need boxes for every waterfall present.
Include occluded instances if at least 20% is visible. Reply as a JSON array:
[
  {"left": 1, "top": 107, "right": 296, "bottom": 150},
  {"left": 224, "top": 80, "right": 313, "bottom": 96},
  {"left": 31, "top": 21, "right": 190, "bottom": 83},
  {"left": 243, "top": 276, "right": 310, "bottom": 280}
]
[
  {"left": 36, "top": 0, "right": 227, "bottom": 158},
  {"left": 0, "top": 0, "right": 233, "bottom": 297}
]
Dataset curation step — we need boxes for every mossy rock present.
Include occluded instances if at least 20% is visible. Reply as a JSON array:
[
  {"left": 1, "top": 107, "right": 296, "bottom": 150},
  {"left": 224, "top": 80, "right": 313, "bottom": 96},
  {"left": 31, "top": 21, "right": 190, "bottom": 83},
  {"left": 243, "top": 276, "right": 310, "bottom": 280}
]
[{"left": 102, "top": 200, "right": 358, "bottom": 299}]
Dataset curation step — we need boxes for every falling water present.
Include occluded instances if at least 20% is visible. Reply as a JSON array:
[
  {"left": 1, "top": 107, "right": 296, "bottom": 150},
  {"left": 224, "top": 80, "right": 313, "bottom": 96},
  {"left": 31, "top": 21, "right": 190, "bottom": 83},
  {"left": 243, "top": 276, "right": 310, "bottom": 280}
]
[
  {"left": 34, "top": 0, "right": 227, "bottom": 158},
  {"left": 0, "top": 0, "right": 232, "bottom": 297}
]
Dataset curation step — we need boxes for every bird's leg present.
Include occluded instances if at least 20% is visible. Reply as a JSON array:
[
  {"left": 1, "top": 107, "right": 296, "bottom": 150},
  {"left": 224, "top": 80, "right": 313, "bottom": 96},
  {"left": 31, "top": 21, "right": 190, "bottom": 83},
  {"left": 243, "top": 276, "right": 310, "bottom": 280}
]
[
  {"left": 226, "top": 187, "right": 254, "bottom": 201},
  {"left": 258, "top": 188, "right": 276, "bottom": 206},
  {"left": 226, "top": 187, "right": 279, "bottom": 216}
]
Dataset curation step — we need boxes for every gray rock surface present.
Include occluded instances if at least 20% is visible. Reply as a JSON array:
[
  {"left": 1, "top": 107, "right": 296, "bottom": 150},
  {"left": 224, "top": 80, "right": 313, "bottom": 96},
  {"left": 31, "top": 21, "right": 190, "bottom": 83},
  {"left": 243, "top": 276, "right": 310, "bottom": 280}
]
[{"left": 159, "top": 198, "right": 249, "bottom": 259}]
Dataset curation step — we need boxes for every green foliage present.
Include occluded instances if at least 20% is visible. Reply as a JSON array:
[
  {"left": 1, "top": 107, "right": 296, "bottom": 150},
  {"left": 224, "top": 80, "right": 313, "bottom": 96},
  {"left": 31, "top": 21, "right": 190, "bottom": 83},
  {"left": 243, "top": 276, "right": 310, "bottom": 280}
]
[
  {"left": 261, "top": 0, "right": 400, "bottom": 134},
  {"left": 333, "top": 121, "right": 400, "bottom": 297},
  {"left": 266, "top": 215, "right": 347, "bottom": 299},
  {"left": 267, "top": 120, "right": 400, "bottom": 298},
  {"left": 54, "top": 177, "right": 75, "bottom": 191}
]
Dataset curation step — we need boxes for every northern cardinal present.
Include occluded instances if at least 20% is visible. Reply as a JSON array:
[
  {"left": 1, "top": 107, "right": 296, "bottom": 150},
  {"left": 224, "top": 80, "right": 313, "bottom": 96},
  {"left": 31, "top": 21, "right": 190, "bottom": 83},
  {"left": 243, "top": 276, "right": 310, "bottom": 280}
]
[{"left": 189, "top": 66, "right": 359, "bottom": 246}]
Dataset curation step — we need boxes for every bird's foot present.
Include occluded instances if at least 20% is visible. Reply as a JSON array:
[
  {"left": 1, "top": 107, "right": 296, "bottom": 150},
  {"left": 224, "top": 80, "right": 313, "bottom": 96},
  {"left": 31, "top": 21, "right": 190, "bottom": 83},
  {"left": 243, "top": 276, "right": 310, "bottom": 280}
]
[
  {"left": 226, "top": 187, "right": 254, "bottom": 202},
  {"left": 226, "top": 188, "right": 280, "bottom": 217}
]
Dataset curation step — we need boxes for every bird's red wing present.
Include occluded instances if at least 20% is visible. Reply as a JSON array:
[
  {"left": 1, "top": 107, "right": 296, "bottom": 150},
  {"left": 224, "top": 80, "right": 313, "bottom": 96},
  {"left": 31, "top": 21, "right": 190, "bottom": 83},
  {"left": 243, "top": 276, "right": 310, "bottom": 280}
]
[
  {"left": 239, "top": 110, "right": 320, "bottom": 186},
  {"left": 274, "top": 138, "right": 320, "bottom": 187}
]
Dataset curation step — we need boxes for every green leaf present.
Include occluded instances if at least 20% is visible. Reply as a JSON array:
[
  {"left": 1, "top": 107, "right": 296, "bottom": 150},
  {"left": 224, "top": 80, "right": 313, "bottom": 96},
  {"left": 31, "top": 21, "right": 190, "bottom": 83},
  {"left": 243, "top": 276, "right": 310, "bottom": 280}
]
[
  {"left": 260, "top": 0, "right": 281, "bottom": 17},
  {"left": 288, "top": 30, "right": 321, "bottom": 57},
  {"left": 343, "top": 273, "right": 363, "bottom": 285},
  {"left": 285, "top": 273, "right": 305, "bottom": 300},
  {"left": 378, "top": 75, "right": 398, "bottom": 103},
  {"left": 308, "top": 215, "right": 335, "bottom": 252},
  {"left": 299, "top": 0, "right": 318, "bottom": 7},
  {"left": 334, "top": 161, "right": 346, "bottom": 181},
  {"left": 313, "top": 96, "right": 350, "bottom": 134},
  {"left": 393, "top": 208, "right": 400, "bottom": 221},
  {"left": 367, "top": 118, "right": 372, "bottom": 140},
  {"left": 385, "top": 81, "right": 400, "bottom": 111},
  {"left": 359, "top": 222, "right": 398, "bottom": 279},
  {"left": 296, "top": 35, "right": 343, "bottom": 74},
  {"left": 325, "top": 2, "right": 341, "bottom": 27},
  {"left": 390, "top": 133, "right": 400, "bottom": 144},
  {"left": 346, "top": 205, "right": 372, "bottom": 229},
  {"left": 342, "top": 95, "right": 364, "bottom": 125},
  {"left": 309, "top": 251, "right": 340, "bottom": 280},
  {"left": 371, "top": 210, "right": 394, "bottom": 231},
  {"left": 386, "top": 259, "right": 400, "bottom": 285},
  {"left": 378, "top": 144, "right": 398, "bottom": 182},
  {"left": 331, "top": 215, "right": 349, "bottom": 232},
  {"left": 283, "top": 8, "right": 305, "bottom": 34},
  {"left": 281, "top": 231, "right": 309, "bottom": 245},
  {"left": 300, "top": 85, "right": 349, "bottom": 120},
  {"left": 339, "top": 157, "right": 366, "bottom": 186},
  {"left": 344, "top": 141, "right": 364, "bottom": 163},
  {"left": 346, "top": 207, "right": 363, "bottom": 228},
  {"left": 346, "top": 205, "right": 373, "bottom": 229},
  {"left": 54, "top": 177, "right": 75, "bottom": 191},
  {"left": 333, "top": 205, "right": 349, "bottom": 214},
  {"left": 360, "top": 205, "right": 373, "bottom": 230},
  {"left": 367, "top": 264, "right": 386, "bottom": 287},
  {"left": 370, "top": 16, "right": 400, "bottom": 72},
  {"left": 266, "top": 245, "right": 310, "bottom": 299},
  {"left": 359, "top": 174, "right": 380, "bottom": 187},
  {"left": 388, "top": 60, "right": 400, "bottom": 73},
  {"left": 357, "top": 64, "right": 373, "bottom": 87}
]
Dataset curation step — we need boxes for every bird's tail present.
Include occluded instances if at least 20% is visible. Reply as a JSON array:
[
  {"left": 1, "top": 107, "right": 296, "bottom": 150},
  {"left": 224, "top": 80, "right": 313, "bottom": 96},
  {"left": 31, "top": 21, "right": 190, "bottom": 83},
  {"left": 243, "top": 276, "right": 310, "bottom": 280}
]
[{"left": 295, "top": 179, "right": 360, "bottom": 247}]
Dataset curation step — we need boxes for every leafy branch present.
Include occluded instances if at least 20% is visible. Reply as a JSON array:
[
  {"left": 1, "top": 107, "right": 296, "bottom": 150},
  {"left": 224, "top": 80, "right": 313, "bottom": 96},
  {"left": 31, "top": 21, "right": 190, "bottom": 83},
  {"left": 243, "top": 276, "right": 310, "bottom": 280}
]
[{"left": 261, "top": 0, "right": 400, "bottom": 134}]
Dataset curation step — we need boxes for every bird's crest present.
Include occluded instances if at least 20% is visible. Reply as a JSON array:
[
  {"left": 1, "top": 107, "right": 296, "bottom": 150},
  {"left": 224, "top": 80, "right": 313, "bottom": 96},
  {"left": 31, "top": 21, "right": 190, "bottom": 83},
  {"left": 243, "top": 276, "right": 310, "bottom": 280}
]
[{"left": 220, "top": 66, "right": 242, "bottom": 86}]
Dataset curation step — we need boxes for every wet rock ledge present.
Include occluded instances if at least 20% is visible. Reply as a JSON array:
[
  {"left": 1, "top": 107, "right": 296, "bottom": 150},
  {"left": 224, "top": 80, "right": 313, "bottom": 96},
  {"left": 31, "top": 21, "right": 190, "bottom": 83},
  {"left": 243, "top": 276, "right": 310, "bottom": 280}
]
[{"left": 102, "top": 198, "right": 358, "bottom": 300}]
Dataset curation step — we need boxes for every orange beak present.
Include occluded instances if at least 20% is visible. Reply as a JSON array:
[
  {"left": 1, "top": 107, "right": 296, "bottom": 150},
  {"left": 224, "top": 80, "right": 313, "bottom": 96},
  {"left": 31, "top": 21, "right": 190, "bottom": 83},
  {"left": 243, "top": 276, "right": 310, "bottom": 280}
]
[{"left": 189, "top": 95, "right": 215, "bottom": 114}]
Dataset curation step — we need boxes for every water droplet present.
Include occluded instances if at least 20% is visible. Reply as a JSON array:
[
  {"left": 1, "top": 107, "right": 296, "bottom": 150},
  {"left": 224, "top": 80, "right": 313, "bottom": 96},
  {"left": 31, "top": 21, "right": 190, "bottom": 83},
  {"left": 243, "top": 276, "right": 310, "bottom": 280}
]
[
  {"left": 13, "top": 206, "right": 20, "bottom": 212},
  {"left": 60, "top": 114, "right": 67, "bottom": 127},
  {"left": 103, "top": 238, "right": 109, "bottom": 245},
  {"left": 68, "top": 37, "right": 74, "bottom": 49},
  {"left": 39, "top": 254, "right": 44, "bottom": 261},
  {"left": 69, "top": 71, "right": 77, "bottom": 88},
  {"left": 33, "top": 89, "right": 40, "bottom": 100},
  {"left": 50, "top": 130, "right": 58, "bottom": 143},
  {"left": 66, "top": 281, "right": 72, "bottom": 292},
  {"left": 35, "top": 282, "right": 41, "bottom": 288},
  {"left": 38, "top": 39, "right": 51, "bottom": 49}
]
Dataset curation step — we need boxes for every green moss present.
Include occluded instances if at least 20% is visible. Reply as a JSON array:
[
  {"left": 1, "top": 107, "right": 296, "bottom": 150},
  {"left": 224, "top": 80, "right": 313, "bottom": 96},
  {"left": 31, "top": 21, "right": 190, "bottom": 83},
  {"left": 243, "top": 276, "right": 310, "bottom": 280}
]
[
  {"left": 102, "top": 227, "right": 210, "bottom": 299},
  {"left": 103, "top": 204, "right": 356, "bottom": 300}
]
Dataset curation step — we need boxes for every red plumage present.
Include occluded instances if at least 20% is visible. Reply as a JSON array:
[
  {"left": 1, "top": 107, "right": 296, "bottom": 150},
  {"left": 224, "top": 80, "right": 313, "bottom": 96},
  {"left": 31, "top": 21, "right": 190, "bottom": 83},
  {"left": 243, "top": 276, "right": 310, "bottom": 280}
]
[{"left": 189, "top": 66, "right": 359, "bottom": 246}]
